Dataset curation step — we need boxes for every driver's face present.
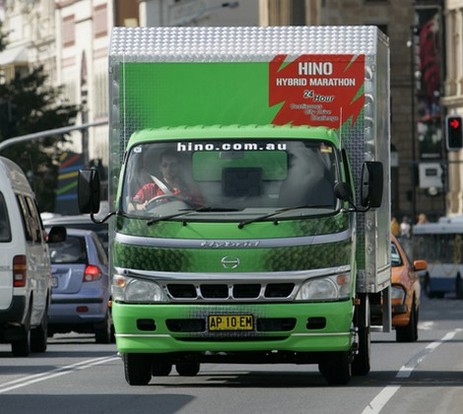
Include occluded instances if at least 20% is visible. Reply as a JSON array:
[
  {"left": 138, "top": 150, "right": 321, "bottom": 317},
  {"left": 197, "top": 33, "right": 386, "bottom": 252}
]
[{"left": 160, "top": 155, "right": 180, "bottom": 180}]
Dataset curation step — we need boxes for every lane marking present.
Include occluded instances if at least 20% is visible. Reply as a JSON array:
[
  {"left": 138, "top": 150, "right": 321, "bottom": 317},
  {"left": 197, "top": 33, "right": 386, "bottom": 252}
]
[
  {"left": 362, "top": 329, "right": 461, "bottom": 414},
  {"left": 0, "top": 355, "right": 119, "bottom": 394},
  {"left": 418, "top": 321, "right": 434, "bottom": 331}
]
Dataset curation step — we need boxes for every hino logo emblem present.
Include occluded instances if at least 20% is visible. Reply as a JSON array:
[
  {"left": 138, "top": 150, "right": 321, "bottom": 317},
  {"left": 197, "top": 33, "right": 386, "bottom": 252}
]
[{"left": 221, "top": 256, "right": 240, "bottom": 269}]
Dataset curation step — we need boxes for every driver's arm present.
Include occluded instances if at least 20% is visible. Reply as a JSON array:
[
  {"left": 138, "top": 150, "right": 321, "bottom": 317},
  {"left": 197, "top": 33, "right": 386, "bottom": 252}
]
[{"left": 133, "top": 182, "right": 158, "bottom": 204}]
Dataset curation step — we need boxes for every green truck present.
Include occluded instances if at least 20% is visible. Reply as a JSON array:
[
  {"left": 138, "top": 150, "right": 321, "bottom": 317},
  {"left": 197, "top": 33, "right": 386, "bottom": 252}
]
[{"left": 79, "top": 26, "right": 391, "bottom": 385}]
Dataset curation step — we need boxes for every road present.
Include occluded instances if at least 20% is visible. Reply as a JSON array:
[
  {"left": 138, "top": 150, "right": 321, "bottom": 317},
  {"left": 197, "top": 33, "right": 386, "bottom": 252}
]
[{"left": 1, "top": 296, "right": 463, "bottom": 414}]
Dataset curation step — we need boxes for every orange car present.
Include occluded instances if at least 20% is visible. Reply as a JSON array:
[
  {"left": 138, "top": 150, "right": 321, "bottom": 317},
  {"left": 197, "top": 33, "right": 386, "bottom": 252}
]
[{"left": 390, "top": 235, "right": 427, "bottom": 342}]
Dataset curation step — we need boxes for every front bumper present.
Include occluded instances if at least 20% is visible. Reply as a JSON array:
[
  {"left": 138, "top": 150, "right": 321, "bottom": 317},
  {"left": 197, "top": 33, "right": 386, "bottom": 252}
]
[{"left": 112, "top": 300, "right": 354, "bottom": 354}]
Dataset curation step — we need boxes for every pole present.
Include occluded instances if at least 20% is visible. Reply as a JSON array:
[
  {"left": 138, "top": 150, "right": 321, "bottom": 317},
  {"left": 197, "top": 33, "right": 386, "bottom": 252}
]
[
  {"left": 411, "top": 25, "right": 417, "bottom": 225},
  {"left": 0, "top": 120, "right": 108, "bottom": 152}
]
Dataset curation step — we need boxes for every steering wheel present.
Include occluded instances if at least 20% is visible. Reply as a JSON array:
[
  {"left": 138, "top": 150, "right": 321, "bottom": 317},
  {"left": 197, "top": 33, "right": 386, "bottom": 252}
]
[{"left": 145, "top": 194, "right": 190, "bottom": 210}]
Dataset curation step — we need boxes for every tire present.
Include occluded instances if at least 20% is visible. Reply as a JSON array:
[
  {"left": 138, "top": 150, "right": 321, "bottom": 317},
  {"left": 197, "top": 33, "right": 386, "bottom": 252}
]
[
  {"left": 11, "top": 330, "right": 31, "bottom": 357},
  {"left": 31, "top": 306, "right": 48, "bottom": 353},
  {"left": 123, "top": 353, "right": 152, "bottom": 385},
  {"left": 152, "top": 358, "right": 173, "bottom": 376},
  {"left": 396, "top": 298, "right": 418, "bottom": 343},
  {"left": 319, "top": 352, "right": 351, "bottom": 385},
  {"left": 95, "top": 310, "right": 113, "bottom": 344},
  {"left": 352, "top": 292, "right": 370, "bottom": 376},
  {"left": 12, "top": 306, "right": 31, "bottom": 357},
  {"left": 424, "top": 274, "right": 435, "bottom": 298},
  {"left": 176, "top": 362, "right": 200, "bottom": 377},
  {"left": 352, "top": 326, "right": 370, "bottom": 376},
  {"left": 456, "top": 274, "right": 463, "bottom": 299}
]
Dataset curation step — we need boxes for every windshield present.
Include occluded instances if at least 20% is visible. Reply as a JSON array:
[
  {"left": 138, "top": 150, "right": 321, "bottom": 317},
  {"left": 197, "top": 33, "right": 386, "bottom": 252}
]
[{"left": 121, "top": 139, "right": 340, "bottom": 220}]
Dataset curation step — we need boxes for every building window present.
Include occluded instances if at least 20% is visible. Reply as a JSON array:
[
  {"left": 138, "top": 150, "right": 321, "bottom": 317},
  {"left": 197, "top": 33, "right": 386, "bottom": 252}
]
[
  {"left": 94, "top": 4, "right": 108, "bottom": 39},
  {"left": 62, "top": 15, "right": 75, "bottom": 48}
]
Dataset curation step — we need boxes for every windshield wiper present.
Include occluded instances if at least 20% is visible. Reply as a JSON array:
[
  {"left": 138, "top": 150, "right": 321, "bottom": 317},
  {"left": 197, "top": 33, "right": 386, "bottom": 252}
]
[
  {"left": 147, "top": 206, "right": 240, "bottom": 225},
  {"left": 237, "top": 204, "right": 333, "bottom": 229}
]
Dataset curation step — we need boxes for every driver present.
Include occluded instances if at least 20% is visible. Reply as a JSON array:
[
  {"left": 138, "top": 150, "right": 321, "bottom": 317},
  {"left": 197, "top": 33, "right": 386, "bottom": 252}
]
[{"left": 132, "top": 149, "right": 201, "bottom": 209}]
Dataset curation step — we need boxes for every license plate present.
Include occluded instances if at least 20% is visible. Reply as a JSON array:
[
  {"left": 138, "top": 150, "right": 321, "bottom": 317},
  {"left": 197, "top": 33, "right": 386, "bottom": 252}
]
[
  {"left": 51, "top": 277, "right": 58, "bottom": 288},
  {"left": 208, "top": 315, "right": 254, "bottom": 331}
]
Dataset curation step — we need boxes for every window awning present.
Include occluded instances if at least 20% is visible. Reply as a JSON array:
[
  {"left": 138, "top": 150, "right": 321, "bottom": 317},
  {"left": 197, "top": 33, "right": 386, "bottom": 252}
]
[{"left": 0, "top": 46, "right": 28, "bottom": 66}]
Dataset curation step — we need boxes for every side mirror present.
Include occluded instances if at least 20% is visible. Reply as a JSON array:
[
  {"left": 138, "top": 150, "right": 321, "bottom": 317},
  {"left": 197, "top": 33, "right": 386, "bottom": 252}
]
[
  {"left": 78, "top": 169, "right": 101, "bottom": 214},
  {"left": 413, "top": 259, "right": 428, "bottom": 272},
  {"left": 47, "top": 226, "right": 67, "bottom": 243},
  {"left": 360, "top": 161, "right": 383, "bottom": 208}
]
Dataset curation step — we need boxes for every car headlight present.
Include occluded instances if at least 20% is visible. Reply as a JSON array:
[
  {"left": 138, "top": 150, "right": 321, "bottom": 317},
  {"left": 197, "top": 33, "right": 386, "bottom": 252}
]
[
  {"left": 296, "top": 273, "right": 351, "bottom": 301},
  {"left": 391, "top": 285, "right": 406, "bottom": 303},
  {"left": 112, "top": 274, "right": 167, "bottom": 303}
]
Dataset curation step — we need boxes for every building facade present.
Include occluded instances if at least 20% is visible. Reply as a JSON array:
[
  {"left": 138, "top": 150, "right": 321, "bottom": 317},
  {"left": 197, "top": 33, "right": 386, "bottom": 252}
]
[
  {"left": 0, "top": 0, "right": 461, "bottom": 220},
  {"left": 0, "top": 0, "right": 258, "bottom": 169}
]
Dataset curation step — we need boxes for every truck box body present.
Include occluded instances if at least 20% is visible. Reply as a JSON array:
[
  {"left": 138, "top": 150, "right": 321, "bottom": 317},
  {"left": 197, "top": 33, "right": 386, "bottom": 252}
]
[{"left": 103, "top": 26, "right": 390, "bottom": 385}]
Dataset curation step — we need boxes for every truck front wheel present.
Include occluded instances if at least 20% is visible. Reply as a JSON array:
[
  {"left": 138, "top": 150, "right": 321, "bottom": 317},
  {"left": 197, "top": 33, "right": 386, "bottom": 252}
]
[
  {"left": 123, "top": 353, "right": 152, "bottom": 385},
  {"left": 319, "top": 352, "right": 351, "bottom": 385}
]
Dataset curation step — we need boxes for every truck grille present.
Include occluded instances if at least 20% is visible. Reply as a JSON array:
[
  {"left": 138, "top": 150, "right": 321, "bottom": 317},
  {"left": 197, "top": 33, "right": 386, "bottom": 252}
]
[{"left": 165, "top": 282, "right": 295, "bottom": 302}]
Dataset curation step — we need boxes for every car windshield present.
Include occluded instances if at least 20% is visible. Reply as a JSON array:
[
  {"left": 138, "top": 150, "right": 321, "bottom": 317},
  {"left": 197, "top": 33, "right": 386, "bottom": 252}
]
[
  {"left": 391, "top": 242, "right": 403, "bottom": 267},
  {"left": 121, "top": 139, "right": 340, "bottom": 221}
]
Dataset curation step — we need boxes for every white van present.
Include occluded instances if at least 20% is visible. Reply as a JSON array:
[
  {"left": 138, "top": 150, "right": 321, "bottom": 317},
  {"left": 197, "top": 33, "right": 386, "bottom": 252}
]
[{"left": 0, "top": 156, "right": 62, "bottom": 356}]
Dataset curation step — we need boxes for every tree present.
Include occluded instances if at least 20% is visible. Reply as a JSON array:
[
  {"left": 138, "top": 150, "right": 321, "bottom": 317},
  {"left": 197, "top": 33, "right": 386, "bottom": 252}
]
[{"left": 0, "top": 23, "right": 80, "bottom": 211}]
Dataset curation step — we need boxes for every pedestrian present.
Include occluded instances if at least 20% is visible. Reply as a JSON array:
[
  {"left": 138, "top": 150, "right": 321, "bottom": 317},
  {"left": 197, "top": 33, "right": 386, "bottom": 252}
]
[
  {"left": 391, "top": 217, "right": 400, "bottom": 237},
  {"left": 400, "top": 216, "right": 411, "bottom": 239},
  {"left": 416, "top": 213, "right": 428, "bottom": 224}
]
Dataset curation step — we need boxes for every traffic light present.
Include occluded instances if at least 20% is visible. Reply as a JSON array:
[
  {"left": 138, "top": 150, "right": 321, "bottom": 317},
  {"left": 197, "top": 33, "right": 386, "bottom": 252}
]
[{"left": 445, "top": 115, "right": 463, "bottom": 151}]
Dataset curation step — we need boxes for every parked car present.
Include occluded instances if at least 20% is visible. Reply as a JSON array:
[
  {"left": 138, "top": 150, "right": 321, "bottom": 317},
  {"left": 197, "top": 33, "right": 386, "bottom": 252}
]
[
  {"left": 0, "top": 157, "right": 67, "bottom": 356},
  {"left": 47, "top": 227, "right": 113, "bottom": 343},
  {"left": 391, "top": 235, "right": 428, "bottom": 342}
]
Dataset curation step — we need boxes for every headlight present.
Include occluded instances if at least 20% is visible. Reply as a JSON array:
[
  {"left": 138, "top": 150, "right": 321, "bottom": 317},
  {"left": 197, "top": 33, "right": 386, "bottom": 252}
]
[
  {"left": 112, "top": 274, "right": 167, "bottom": 303},
  {"left": 296, "top": 273, "right": 351, "bottom": 301},
  {"left": 391, "top": 285, "right": 406, "bottom": 303}
]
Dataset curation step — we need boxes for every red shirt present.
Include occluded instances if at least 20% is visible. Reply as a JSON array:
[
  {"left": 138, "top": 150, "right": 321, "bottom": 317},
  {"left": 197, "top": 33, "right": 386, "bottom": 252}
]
[{"left": 132, "top": 182, "right": 182, "bottom": 204}]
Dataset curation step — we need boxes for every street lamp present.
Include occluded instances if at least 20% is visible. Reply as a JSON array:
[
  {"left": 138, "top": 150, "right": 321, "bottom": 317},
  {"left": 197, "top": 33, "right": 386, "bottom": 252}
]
[{"left": 178, "top": 1, "right": 239, "bottom": 26}]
